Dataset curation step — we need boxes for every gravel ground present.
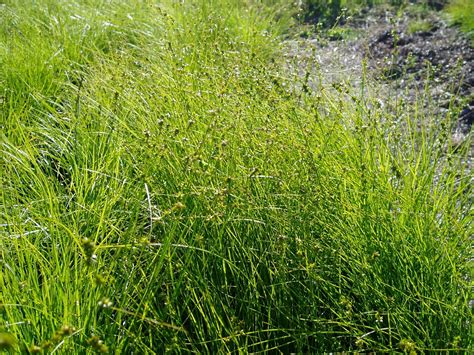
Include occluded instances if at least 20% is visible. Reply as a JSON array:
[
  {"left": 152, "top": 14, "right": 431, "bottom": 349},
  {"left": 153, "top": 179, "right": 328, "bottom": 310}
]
[{"left": 282, "top": 4, "right": 473, "bottom": 152}]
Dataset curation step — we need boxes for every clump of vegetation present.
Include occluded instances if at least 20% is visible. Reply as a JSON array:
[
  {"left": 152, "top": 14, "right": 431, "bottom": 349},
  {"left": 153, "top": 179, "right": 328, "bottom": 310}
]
[
  {"left": 0, "top": 0, "right": 472, "bottom": 353},
  {"left": 407, "top": 18, "right": 434, "bottom": 33},
  {"left": 446, "top": 0, "right": 474, "bottom": 43}
]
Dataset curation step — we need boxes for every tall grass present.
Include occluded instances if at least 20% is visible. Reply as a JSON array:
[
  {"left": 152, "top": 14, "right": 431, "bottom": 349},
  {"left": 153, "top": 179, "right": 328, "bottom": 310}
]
[{"left": 1, "top": 0, "right": 472, "bottom": 353}]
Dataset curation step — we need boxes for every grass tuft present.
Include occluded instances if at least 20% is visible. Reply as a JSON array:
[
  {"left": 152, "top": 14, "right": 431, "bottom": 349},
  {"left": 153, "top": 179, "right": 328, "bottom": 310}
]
[{"left": 445, "top": 0, "right": 474, "bottom": 43}]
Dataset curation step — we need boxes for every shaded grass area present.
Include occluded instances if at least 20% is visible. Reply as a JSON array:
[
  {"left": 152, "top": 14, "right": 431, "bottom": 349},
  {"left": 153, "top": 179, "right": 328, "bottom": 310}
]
[
  {"left": 299, "top": 0, "right": 474, "bottom": 44},
  {"left": 1, "top": 0, "right": 472, "bottom": 353},
  {"left": 297, "top": 0, "right": 449, "bottom": 27}
]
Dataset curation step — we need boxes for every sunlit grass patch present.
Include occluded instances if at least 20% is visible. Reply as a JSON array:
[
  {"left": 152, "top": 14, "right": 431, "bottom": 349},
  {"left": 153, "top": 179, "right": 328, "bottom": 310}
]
[{"left": 1, "top": 0, "right": 472, "bottom": 353}]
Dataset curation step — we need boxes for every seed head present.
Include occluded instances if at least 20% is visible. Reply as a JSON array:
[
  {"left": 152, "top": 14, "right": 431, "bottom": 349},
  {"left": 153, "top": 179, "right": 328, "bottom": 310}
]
[
  {"left": 98, "top": 297, "right": 113, "bottom": 308},
  {"left": 95, "top": 273, "right": 107, "bottom": 285},
  {"left": 81, "top": 237, "right": 97, "bottom": 264},
  {"left": 172, "top": 202, "right": 185, "bottom": 211},
  {"left": 28, "top": 345, "right": 42, "bottom": 353},
  {"left": 59, "top": 325, "right": 76, "bottom": 336},
  {"left": 399, "top": 338, "right": 417, "bottom": 353},
  {"left": 40, "top": 340, "right": 53, "bottom": 350},
  {"left": 87, "top": 336, "right": 109, "bottom": 353}
]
